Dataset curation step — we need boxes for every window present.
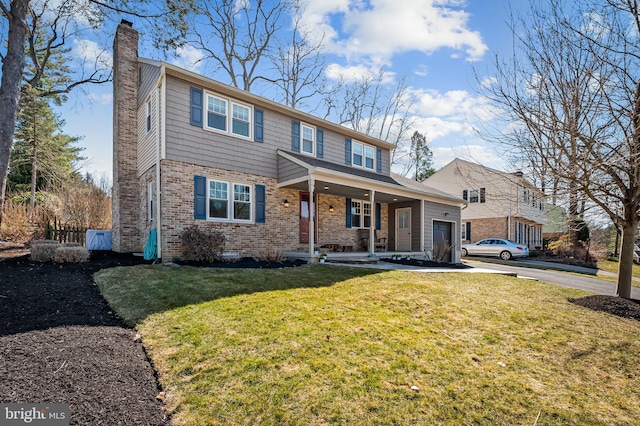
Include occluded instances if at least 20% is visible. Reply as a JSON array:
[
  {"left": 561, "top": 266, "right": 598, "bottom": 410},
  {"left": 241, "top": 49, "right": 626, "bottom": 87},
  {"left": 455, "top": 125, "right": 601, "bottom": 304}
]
[
  {"left": 461, "top": 222, "right": 467, "bottom": 240},
  {"left": 302, "top": 124, "right": 315, "bottom": 154},
  {"left": 146, "top": 100, "right": 152, "bottom": 132},
  {"left": 232, "top": 104, "right": 250, "bottom": 137},
  {"left": 351, "top": 200, "right": 371, "bottom": 228},
  {"left": 365, "top": 146, "right": 375, "bottom": 169},
  {"left": 148, "top": 182, "right": 154, "bottom": 221},
  {"left": 233, "top": 184, "right": 251, "bottom": 220},
  {"left": 208, "top": 179, "right": 253, "bottom": 222},
  {"left": 204, "top": 92, "right": 252, "bottom": 139},
  {"left": 463, "top": 188, "right": 486, "bottom": 203},
  {"left": 352, "top": 141, "right": 376, "bottom": 170},
  {"left": 209, "top": 181, "right": 228, "bottom": 219}
]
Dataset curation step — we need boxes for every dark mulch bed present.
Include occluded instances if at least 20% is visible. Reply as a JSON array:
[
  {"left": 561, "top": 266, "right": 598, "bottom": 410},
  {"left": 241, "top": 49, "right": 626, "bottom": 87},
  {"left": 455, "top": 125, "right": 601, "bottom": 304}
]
[
  {"left": 0, "top": 251, "right": 168, "bottom": 425},
  {"left": 569, "top": 295, "right": 640, "bottom": 322},
  {"left": 382, "top": 257, "right": 472, "bottom": 269},
  {"left": 176, "top": 257, "right": 307, "bottom": 268}
]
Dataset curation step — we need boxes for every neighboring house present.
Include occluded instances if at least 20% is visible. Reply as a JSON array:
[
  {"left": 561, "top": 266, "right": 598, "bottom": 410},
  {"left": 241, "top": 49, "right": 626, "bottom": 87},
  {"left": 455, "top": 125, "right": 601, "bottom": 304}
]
[
  {"left": 425, "top": 158, "right": 546, "bottom": 249},
  {"left": 111, "top": 21, "right": 466, "bottom": 262}
]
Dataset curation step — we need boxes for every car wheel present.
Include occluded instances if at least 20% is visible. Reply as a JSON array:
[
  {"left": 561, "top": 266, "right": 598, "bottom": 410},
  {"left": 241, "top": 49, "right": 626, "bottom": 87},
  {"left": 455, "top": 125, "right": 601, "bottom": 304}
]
[
  {"left": 461, "top": 248, "right": 468, "bottom": 257},
  {"left": 500, "top": 251, "right": 512, "bottom": 261}
]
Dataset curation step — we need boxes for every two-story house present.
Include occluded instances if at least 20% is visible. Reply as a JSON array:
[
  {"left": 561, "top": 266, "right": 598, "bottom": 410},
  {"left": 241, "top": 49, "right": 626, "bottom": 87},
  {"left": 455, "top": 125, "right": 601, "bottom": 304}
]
[
  {"left": 111, "top": 21, "right": 465, "bottom": 262},
  {"left": 425, "top": 158, "right": 546, "bottom": 249}
]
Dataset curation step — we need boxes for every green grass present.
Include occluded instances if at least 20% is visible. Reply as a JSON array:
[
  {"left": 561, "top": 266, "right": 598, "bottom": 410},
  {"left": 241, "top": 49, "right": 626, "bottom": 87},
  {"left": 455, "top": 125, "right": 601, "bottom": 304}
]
[
  {"left": 596, "top": 259, "right": 640, "bottom": 278},
  {"left": 96, "top": 264, "right": 640, "bottom": 426}
]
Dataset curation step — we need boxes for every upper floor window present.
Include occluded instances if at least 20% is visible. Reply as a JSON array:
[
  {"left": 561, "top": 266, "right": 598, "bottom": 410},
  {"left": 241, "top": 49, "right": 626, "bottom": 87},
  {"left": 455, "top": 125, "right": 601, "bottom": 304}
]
[
  {"left": 463, "top": 188, "right": 485, "bottom": 203},
  {"left": 352, "top": 141, "right": 376, "bottom": 170},
  {"left": 205, "top": 92, "right": 252, "bottom": 139},
  {"left": 146, "top": 100, "right": 152, "bottom": 132},
  {"left": 302, "top": 124, "right": 315, "bottom": 155}
]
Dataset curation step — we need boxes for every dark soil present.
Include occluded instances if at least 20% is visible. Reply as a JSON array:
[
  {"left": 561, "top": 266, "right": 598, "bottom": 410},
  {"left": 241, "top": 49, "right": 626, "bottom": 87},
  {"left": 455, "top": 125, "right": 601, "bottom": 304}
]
[
  {"left": 0, "top": 251, "right": 168, "bottom": 425},
  {"left": 569, "top": 295, "right": 640, "bottom": 322}
]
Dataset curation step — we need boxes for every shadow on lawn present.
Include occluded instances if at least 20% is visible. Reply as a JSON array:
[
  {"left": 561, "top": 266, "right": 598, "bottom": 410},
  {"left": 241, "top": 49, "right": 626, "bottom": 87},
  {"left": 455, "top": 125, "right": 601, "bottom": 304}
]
[{"left": 96, "top": 260, "right": 384, "bottom": 327}]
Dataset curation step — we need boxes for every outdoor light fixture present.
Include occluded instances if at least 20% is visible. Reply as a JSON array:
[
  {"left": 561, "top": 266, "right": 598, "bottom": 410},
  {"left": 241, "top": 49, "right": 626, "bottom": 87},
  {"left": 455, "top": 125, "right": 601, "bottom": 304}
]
[
  {"left": 284, "top": 199, "right": 290, "bottom": 208},
  {"left": 443, "top": 211, "right": 448, "bottom": 216},
  {"left": 329, "top": 205, "right": 335, "bottom": 213},
  {"left": 324, "top": 186, "right": 329, "bottom": 190}
]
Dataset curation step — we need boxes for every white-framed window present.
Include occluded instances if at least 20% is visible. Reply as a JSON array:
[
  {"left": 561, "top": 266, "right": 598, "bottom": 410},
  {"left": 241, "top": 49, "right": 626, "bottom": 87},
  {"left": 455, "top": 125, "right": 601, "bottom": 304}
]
[
  {"left": 301, "top": 123, "right": 315, "bottom": 155},
  {"left": 146, "top": 99, "right": 152, "bottom": 132},
  {"left": 461, "top": 222, "right": 467, "bottom": 240},
  {"left": 205, "top": 92, "right": 252, "bottom": 139},
  {"left": 352, "top": 141, "right": 376, "bottom": 170},
  {"left": 147, "top": 182, "right": 154, "bottom": 221},
  {"left": 208, "top": 179, "right": 253, "bottom": 222},
  {"left": 463, "top": 188, "right": 485, "bottom": 203},
  {"left": 351, "top": 200, "right": 372, "bottom": 228}
]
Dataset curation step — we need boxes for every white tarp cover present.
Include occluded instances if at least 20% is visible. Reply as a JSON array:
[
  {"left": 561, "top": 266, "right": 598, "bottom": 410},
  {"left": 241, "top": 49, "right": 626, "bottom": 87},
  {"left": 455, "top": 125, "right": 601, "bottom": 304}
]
[{"left": 86, "top": 230, "right": 112, "bottom": 250}]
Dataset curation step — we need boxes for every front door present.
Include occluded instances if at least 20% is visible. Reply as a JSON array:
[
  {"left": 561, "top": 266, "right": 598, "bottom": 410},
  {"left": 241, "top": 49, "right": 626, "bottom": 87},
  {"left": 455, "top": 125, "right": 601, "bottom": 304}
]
[
  {"left": 299, "top": 192, "right": 317, "bottom": 243},
  {"left": 396, "top": 208, "right": 411, "bottom": 251},
  {"left": 433, "top": 221, "right": 452, "bottom": 262}
]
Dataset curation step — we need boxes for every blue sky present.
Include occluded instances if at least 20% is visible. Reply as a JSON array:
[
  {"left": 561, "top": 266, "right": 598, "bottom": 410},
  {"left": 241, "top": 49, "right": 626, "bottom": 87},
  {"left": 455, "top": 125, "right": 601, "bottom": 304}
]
[{"left": 57, "top": 0, "right": 529, "bottom": 181}]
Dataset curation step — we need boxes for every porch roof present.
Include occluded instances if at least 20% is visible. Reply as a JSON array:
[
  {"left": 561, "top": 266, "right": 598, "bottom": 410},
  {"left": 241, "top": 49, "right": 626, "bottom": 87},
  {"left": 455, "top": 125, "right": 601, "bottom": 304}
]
[{"left": 277, "top": 150, "right": 466, "bottom": 206}]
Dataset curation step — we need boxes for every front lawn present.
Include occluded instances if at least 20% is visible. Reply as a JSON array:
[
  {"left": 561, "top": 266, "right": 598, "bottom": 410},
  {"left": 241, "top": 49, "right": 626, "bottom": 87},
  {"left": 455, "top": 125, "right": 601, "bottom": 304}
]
[{"left": 96, "top": 264, "right": 640, "bottom": 425}]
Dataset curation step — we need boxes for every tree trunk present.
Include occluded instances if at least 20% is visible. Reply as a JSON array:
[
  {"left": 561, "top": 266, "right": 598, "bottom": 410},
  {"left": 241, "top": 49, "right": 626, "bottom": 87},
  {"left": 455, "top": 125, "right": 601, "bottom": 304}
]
[
  {"left": 616, "top": 220, "right": 637, "bottom": 299},
  {"left": 29, "top": 136, "right": 38, "bottom": 220},
  {"left": 0, "top": 0, "right": 30, "bottom": 224}
]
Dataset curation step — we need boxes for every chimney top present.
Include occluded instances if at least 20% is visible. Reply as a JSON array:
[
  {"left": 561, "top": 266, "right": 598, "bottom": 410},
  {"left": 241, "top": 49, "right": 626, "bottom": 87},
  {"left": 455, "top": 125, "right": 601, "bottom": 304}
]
[{"left": 120, "top": 19, "right": 133, "bottom": 27}]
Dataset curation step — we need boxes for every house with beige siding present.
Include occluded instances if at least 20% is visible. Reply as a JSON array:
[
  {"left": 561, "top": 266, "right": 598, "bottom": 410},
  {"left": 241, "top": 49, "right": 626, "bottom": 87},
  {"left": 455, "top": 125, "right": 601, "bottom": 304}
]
[
  {"left": 425, "top": 158, "right": 547, "bottom": 249},
  {"left": 111, "top": 21, "right": 465, "bottom": 262}
]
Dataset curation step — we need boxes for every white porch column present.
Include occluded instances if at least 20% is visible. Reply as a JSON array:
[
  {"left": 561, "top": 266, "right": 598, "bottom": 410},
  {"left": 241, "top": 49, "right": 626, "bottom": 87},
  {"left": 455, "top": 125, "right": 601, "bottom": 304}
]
[
  {"left": 369, "top": 190, "right": 375, "bottom": 255},
  {"left": 308, "top": 177, "right": 315, "bottom": 257}
]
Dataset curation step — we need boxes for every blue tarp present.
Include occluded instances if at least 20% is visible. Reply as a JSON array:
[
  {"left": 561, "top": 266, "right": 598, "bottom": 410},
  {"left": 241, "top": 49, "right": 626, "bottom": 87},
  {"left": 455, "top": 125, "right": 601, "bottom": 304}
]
[{"left": 144, "top": 229, "right": 157, "bottom": 261}]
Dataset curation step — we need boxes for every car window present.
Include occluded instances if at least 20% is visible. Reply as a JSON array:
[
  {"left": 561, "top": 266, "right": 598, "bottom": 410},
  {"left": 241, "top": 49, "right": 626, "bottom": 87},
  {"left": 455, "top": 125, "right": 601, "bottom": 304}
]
[
  {"left": 479, "top": 240, "right": 490, "bottom": 245},
  {"left": 497, "top": 240, "right": 506, "bottom": 245}
]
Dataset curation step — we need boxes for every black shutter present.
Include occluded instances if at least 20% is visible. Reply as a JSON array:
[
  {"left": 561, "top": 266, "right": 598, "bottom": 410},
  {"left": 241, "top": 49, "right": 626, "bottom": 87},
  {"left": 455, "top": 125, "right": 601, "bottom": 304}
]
[
  {"left": 345, "top": 138, "right": 352, "bottom": 165},
  {"left": 376, "top": 148, "right": 382, "bottom": 173},
  {"left": 255, "top": 184, "right": 266, "bottom": 223},
  {"left": 462, "top": 190, "right": 468, "bottom": 201},
  {"left": 480, "top": 187, "right": 486, "bottom": 203},
  {"left": 194, "top": 175, "right": 206, "bottom": 219},
  {"left": 190, "top": 87, "right": 203, "bottom": 127},
  {"left": 466, "top": 222, "right": 471, "bottom": 241},
  {"left": 317, "top": 129, "right": 324, "bottom": 158},
  {"left": 254, "top": 108, "right": 264, "bottom": 143},
  {"left": 345, "top": 198, "right": 352, "bottom": 228},
  {"left": 292, "top": 120, "right": 300, "bottom": 152}
]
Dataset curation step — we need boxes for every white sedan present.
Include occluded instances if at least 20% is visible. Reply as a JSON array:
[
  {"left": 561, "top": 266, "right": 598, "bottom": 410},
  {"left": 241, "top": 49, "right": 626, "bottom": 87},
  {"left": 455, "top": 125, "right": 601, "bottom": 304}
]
[{"left": 461, "top": 238, "right": 529, "bottom": 260}]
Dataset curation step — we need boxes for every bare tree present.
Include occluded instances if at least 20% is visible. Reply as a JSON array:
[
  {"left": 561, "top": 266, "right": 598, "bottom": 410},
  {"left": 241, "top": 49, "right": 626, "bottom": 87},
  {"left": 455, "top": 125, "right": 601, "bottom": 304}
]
[
  {"left": 184, "top": 0, "right": 289, "bottom": 92},
  {"left": 323, "top": 71, "right": 416, "bottom": 169},
  {"left": 269, "top": 0, "right": 325, "bottom": 109},
  {"left": 484, "top": 0, "right": 640, "bottom": 298}
]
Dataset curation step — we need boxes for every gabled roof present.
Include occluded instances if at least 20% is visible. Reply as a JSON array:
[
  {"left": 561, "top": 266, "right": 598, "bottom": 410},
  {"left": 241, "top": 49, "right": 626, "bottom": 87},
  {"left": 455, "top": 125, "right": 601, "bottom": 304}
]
[{"left": 138, "top": 57, "right": 396, "bottom": 151}]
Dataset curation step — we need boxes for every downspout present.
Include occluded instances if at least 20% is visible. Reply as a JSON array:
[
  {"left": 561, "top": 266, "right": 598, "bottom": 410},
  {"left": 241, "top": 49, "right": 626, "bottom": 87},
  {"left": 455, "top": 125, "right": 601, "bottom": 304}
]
[
  {"left": 420, "top": 199, "right": 425, "bottom": 253},
  {"left": 308, "top": 177, "right": 315, "bottom": 259},
  {"left": 155, "top": 66, "right": 166, "bottom": 261}
]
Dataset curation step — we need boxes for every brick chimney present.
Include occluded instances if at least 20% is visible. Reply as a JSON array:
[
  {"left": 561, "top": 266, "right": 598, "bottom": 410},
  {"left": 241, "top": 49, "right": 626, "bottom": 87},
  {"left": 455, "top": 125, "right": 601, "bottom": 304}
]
[{"left": 112, "top": 20, "right": 140, "bottom": 252}]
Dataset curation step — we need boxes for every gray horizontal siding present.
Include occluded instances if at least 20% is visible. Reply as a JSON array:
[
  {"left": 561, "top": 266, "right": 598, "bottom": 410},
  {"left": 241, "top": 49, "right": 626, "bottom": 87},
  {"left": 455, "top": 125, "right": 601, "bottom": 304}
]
[
  {"left": 138, "top": 63, "right": 161, "bottom": 108},
  {"left": 278, "top": 156, "right": 308, "bottom": 182},
  {"left": 164, "top": 76, "right": 393, "bottom": 178}
]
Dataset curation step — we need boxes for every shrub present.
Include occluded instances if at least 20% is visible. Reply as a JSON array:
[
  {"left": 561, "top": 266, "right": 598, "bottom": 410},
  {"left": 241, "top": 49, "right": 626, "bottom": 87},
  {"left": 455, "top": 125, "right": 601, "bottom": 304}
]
[
  {"left": 254, "top": 249, "right": 285, "bottom": 263},
  {"left": 30, "top": 240, "right": 60, "bottom": 262},
  {"left": 54, "top": 246, "right": 90, "bottom": 263},
  {"left": 0, "top": 203, "right": 40, "bottom": 243},
  {"left": 433, "top": 240, "right": 452, "bottom": 263},
  {"left": 180, "top": 225, "right": 225, "bottom": 263}
]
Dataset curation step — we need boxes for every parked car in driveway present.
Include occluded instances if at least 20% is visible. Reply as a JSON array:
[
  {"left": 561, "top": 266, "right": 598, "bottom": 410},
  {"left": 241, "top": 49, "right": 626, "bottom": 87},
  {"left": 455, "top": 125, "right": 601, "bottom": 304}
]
[{"left": 461, "top": 238, "right": 529, "bottom": 260}]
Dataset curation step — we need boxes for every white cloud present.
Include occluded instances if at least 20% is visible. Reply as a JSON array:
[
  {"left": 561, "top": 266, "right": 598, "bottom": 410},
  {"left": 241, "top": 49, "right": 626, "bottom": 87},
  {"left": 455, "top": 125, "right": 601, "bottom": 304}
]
[
  {"left": 301, "top": 0, "right": 487, "bottom": 65},
  {"left": 324, "top": 63, "right": 395, "bottom": 83},
  {"left": 171, "top": 45, "right": 205, "bottom": 72},
  {"left": 73, "top": 39, "right": 112, "bottom": 70},
  {"left": 410, "top": 88, "right": 494, "bottom": 122},
  {"left": 87, "top": 92, "right": 113, "bottom": 105}
]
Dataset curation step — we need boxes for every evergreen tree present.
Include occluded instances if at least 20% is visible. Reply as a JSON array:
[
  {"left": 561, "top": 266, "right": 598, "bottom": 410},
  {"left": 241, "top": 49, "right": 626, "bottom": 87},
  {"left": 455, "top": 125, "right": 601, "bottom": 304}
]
[
  {"left": 409, "top": 131, "right": 436, "bottom": 182},
  {"left": 9, "top": 84, "right": 83, "bottom": 212}
]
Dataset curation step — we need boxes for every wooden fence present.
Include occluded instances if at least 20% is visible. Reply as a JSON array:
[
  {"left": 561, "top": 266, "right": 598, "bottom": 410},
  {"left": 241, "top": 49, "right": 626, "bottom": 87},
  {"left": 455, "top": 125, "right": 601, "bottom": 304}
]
[{"left": 45, "top": 217, "right": 88, "bottom": 246}]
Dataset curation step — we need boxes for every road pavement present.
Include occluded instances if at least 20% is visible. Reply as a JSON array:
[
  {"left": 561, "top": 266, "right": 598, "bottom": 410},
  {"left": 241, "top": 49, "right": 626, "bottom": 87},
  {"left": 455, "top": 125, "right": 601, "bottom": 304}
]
[{"left": 465, "top": 259, "right": 640, "bottom": 299}]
